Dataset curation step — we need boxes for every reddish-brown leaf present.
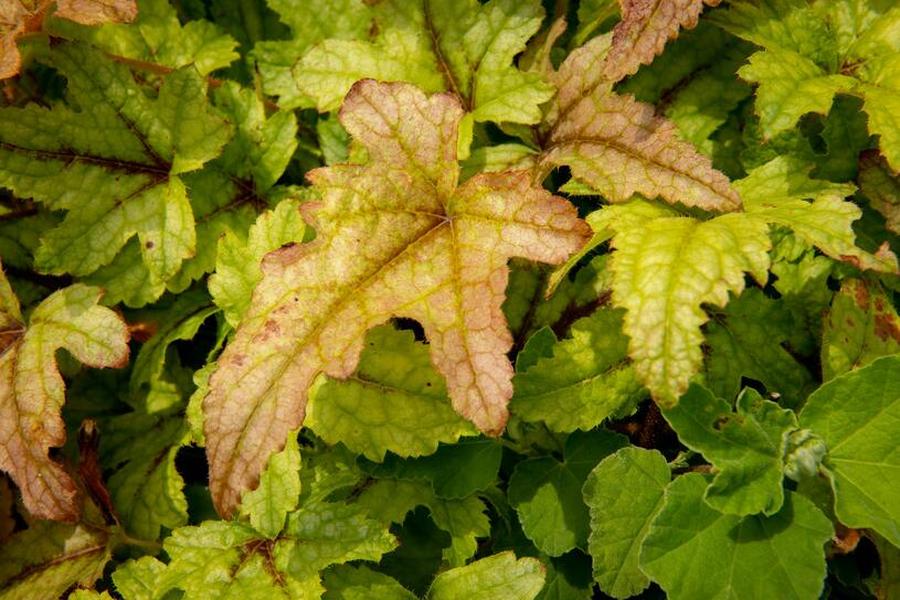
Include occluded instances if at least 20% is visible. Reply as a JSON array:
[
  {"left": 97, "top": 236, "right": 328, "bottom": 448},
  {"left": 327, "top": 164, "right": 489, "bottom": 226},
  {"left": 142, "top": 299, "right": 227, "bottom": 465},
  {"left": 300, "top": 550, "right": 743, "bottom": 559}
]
[{"left": 203, "top": 80, "right": 591, "bottom": 516}]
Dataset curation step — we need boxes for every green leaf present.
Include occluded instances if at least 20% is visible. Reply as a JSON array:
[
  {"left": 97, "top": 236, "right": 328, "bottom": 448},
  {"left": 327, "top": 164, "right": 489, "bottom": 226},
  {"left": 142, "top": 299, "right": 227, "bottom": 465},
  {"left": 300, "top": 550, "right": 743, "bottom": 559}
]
[
  {"left": 0, "top": 516, "right": 110, "bottom": 599},
  {"left": 240, "top": 430, "right": 301, "bottom": 539},
  {"left": 860, "top": 151, "right": 900, "bottom": 236},
  {"left": 609, "top": 212, "right": 771, "bottom": 406},
  {"left": 799, "top": 355, "right": 900, "bottom": 546},
  {"left": 209, "top": 197, "right": 306, "bottom": 327},
  {"left": 661, "top": 385, "right": 798, "bottom": 516},
  {"left": 511, "top": 309, "right": 645, "bottom": 432},
  {"left": 269, "top": 0, "right": 554, "bottom": 126},
  {"left": 307, "top": 325, "right": 475, "bottom": 462},
  {"left": 356, "top": 478, "right": 490, "bottom": 567},
  {"left": 362, "top": 438, "right": 502, "bottom": 500},
  {"left": 704, "top": 288, "right": 815, "bottom": 406},
  {"left": 583, "top": 447, "right": 670, "bottom": 599},
  {"left": 55, "top": 0, "right": 239, "bottom": 75},
  {"left": 640, "top": 473, "right": 832, "bottom": 600},
  {"left": 322, "top": 564, "right": 417, "bottom": 600},
  {"left": 427, "top": 552, "right": 545, "bottom": 600},
  {"left": 736, "top": 156, "right": 898, "bottom": 273},
  {"left": 112, "top": 556, "right": 167, "bottom": 600},
  {"left": 822, "top": 278, "right": 900, "bottom": 380},
  {"left": 102, "top": 413, "right": 188, "bottom": 541},
  {"left": 0, "top": 42, "right": 231, "bottom": 284},
  {"left": 508, "top": 430, "right": 627, "bottom": 556}
]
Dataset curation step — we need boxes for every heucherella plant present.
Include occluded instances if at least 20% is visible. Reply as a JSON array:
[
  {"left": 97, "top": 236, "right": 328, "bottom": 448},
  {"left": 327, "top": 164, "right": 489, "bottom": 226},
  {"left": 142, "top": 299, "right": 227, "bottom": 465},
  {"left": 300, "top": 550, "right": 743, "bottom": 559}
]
[{"left": 0, "top": 0, "right": 898, "bottom": 598}]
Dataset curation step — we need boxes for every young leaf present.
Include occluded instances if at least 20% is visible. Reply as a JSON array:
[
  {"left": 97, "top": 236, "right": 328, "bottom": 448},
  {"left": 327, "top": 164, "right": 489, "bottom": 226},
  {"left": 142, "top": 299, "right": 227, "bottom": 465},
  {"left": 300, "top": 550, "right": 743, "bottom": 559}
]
[
  {"left": 799, "top": 355, "right": 900, "bottom": 547},
  {"left": 239, "top": 431, "right": 301, "bottom": 539},
  {"left": 203, "top": 80, "right": 590, "bottom": 516},
  {"left": 640, "top": 473, "right": 832, "bottom": 600},
  {"left": 306, "top": 325, "right": 476, "bottom": 462},
  {"left": 821, "top": 278, "right": 900, "bottom": 381},
  {"left": 661, "top": 385, "right": 798, "bottom": 516},
  {"left": 511, "top": 309, "right": 645, "bottom": 432},
  {"left": 0, "top": 273, "right": 129, "bottom": 521},
  {"left": 609, "top": 213, "right": 771, "bottom": 407},
  {"left": 538, "top": 34, "right": 741, "bottom": 211},
  {"left": 583, "top": 447, "right": 670, "bottom": 599},
  {"left": 507, "top": 429, "right": 627, "bottom": 556},
  {"left": 427, "top": 551, "right": 545, "bottom": 600},
  {"left": 0, "top": 42, "right": 232, "bottom": 284},
  {"left": 736, "top": 156, "right": 899, "bottom": 273},
  {"left": 603, "top": 0, "right": 722, "bottom": 82}
]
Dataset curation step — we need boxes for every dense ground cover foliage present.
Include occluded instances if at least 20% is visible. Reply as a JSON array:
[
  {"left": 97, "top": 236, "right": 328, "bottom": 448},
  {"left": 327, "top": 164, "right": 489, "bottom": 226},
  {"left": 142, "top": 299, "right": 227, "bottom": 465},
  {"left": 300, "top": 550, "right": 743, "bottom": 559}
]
[{"left": 0, "top": 0, "right": 899, "bottom": 598}]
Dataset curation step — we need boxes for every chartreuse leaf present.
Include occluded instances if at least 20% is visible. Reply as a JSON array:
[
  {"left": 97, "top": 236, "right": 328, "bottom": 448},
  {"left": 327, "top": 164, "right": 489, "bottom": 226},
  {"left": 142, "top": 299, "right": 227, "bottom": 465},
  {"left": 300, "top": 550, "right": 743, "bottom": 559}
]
[
  {"left": 508, "top": 430, "right": 627, "bottom": 556},
  {"left": 539, "top": 34, "right": 741, "bottom": 211},
  {"left": 239, "top": 431, "right": 301, "bottom": 539},
  {"left": 736, "top": 156, "right": 899, "bottom": 273},
  {"left": 609, "top": 213, "right": 771, "bottom": 407},
  {"left": 267, "top": 0, "right": 554, "bottom": 129},
  {"left": 822, "top": 278, "right": 900, "bottom": 381},
  {"left": 714, "top": 0, "right": 900, "bottom": 170},
  {"left": 510, "top": 309, "right": 645, "bottom": 432},
  {"left": 799, "top": 355, "right": 900, "bottom": 546},
  {"left": 704, "top": 288, "right": 815, "bottom": 406},
  {"left": 155, "top": 498, "right": 396, "bottom": 599},
  {"left": 112, "top": 556, "right": 167, "bottom": 600},
  {"left": 356, "top": 478, "right": 490, "bottom": 567},
  {"left": 583, "top": 447, "right": 670, "bottom": 599},
  {"left": 0, "top": 508, "right": 111, "bottom": 599},
  {"left": 54, "top": 0, "right": 238, "bottom": 75},
  {"left": 428, "top": 552, "right": 545, "bottom": 600},
  {"left": 307, "top": 325, "right": 475, "bottom": 462},
  {"left": 203, "top": 80, "right": 589, "bottom": 516},
  {"left": 0, "top": 272, "right": 129, "bottom": 520},
  {"left": 640, "top": 473, "right": 832, "bottom": 600},
  {"left": 661, "top": 385, "right": 798, "bottom": 516},
  {"left": 322, "top": 564, "right": 417, "bottom": 600},
  {"left": 602, "top": 0, "right": 722, "bottom": 82},
  {"left": 209, "top": 197, "right": 306, "bottom": 327},
  {"left": 0, "top": 42, "right": 231, "bottom": 286}
]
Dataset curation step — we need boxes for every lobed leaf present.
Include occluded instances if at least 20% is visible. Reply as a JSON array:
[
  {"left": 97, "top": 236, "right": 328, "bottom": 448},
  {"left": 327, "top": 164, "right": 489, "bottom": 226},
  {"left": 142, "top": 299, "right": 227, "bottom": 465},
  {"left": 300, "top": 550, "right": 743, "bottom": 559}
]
[
  {"left": 203, "top": 80, "right": 589, "bottom": 516},
  {"left": 0, "top": 266, "right": 129, "bottom": 521}
]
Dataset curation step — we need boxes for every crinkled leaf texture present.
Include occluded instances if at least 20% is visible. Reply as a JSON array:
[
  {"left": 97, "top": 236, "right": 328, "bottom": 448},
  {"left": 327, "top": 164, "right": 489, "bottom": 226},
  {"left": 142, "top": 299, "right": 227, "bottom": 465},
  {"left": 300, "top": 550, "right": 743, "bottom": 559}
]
[
  {"left": 603, "top": 0, "right": 722, "bottom": 82},
  {"left": 610, "top": 211, "right": 771, "bottom": 406},
  {"left": 539, "top": 33, "right": 741, "bottom": 212},
  {"left": 0, "top": 262, "right": 129, "bottom": 521},
  {"left": 204, "top": 80, "right": 590, "bottom": 516},
  {"left": 0, "top": 42, "right": 232, "bottom": 285}
]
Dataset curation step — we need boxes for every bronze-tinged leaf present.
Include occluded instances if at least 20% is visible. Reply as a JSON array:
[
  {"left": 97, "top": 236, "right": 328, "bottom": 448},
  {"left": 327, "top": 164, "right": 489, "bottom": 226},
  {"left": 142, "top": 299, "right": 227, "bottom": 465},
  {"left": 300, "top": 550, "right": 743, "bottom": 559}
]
[
  {"left": 54, "top": 0, "right": 136, "bottom": 25},
  {"left": 204, "top": 80, "right": 591, "bottom": 516},
  {"left": 0, "top": 272, "right": 129, "bottom": 522},
  {"left": 0, "top": 0, "right": 136, "bottom": 80},
  {"left": 538, "top": 32, "right": 740, "bottom": 212},
  {"left": 603, "top": 0, "right": 720, "bottom": 82}
]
